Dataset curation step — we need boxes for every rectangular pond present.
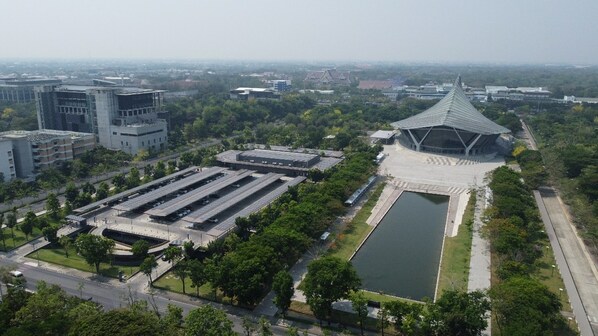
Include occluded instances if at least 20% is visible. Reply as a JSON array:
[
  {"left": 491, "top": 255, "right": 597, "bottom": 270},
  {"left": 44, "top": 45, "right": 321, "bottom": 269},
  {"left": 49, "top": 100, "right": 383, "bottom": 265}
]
[{"left": 351, "top": 191, "right": 449, "bottom": 301}]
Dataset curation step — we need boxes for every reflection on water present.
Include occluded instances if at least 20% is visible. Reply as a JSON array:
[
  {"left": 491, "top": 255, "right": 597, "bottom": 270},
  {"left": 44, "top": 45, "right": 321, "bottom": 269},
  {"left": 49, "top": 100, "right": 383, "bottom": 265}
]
[{"left": 351, "top": 192, "right": 449, "bottom": 301}]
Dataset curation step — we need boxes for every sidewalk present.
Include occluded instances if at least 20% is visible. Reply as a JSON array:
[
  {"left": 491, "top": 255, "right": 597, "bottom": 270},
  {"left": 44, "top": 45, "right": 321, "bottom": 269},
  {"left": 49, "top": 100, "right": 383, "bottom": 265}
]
[{"left": 467, "top": 187, "right": 491, "bottom": 335}]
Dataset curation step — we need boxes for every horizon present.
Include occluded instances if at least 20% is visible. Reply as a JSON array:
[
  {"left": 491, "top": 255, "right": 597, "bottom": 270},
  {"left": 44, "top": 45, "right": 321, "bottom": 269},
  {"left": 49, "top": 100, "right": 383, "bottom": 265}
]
[{"left": 2, "top": 0, "right": 597, "bottom": 65}]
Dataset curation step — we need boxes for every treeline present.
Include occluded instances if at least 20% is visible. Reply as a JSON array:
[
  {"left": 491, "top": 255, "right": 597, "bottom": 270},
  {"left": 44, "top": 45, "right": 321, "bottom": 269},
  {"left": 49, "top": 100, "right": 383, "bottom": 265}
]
[
  {"left": 0, "top": 280, "right": 241, "bottom": 336},
  {"left": 526, "top": 103, "right": 598, "bottom": 249},
  {"left": 0, "top": 102, "right": 37, "bottom": 132},
  {"left": 485, "top": 167, "right": 572, "bottom": 335},
  {"left": 198, "top": 147, "right": 379, "bottom": 306}
]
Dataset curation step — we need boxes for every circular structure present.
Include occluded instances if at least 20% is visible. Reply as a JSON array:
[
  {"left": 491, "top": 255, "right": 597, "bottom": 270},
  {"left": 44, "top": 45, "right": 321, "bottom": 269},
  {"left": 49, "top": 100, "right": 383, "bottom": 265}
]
[{"left": 391, "top": 76, "right": 510, "bottom": 156}]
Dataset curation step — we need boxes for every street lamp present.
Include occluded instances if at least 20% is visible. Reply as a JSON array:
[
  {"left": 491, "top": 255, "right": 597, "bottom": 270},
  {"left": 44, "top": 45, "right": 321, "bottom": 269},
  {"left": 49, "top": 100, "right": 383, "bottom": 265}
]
[
  {"left": 559, "top": 288, "right": 564, "bottom": 299},
  {"left": 551, "top": 264, "right": 556, "bottom": 276}
]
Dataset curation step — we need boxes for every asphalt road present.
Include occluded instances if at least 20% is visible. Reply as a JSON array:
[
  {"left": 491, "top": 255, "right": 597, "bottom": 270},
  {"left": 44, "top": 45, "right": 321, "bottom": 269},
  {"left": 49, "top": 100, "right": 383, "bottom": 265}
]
[{"left": 0, "top": 258, "right": 323, "bottom": 335}]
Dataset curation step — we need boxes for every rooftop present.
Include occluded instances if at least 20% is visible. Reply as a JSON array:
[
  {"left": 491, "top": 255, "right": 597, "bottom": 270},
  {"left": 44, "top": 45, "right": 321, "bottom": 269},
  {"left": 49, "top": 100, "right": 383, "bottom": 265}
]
[
  {"left": 239, "top": 149, "right": 319, "bottom": 163},
  {"left": 370, "top": 130, "right": 396, "bottom": 139},
  {"left": 392, "top": 76, "right": 511, "bottom": 135},
  {"left": 0, "top": 129, "right": 94, "bottom": 142}
]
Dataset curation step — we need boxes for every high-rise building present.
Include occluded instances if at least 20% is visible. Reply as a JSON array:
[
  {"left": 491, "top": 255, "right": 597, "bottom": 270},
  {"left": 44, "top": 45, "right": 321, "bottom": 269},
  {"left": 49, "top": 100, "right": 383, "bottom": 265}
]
[
  {"left": 0, "top": 130, "right": 96, "bottom": 180},
  {"left": 0, "top": 78, "right": 62, "bottom": 103},
  {"left": 35, "top": 85, "right": 167, "bottom": 155}
]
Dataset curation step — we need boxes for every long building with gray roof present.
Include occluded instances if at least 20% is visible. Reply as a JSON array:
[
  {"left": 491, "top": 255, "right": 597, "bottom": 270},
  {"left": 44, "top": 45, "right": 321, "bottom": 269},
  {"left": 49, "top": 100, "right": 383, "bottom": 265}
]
[{"left": 391, "top": 76, "right": 510, "bottom": 156}]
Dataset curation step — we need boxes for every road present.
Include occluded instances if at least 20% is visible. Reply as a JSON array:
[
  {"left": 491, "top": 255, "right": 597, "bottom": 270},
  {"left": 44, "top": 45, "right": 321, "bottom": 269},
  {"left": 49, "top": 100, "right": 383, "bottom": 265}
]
[
  {"left": 521, "top": 119, "right": 598, "bottom": 335},
  {"left": 1, "top": 139, "right": 221, "bottom": 218},
  {"left": 0, "top": 257, "right": 325, "bottom": 335}
]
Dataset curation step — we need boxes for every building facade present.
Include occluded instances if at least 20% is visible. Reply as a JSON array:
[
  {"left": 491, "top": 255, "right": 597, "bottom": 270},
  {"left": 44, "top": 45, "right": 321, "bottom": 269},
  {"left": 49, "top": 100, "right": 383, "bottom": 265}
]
[
  {"left": 0, "top": 78, "right": 62, "bottom": 103},
  {"left": 35, "top": 85, "right": 167, "bottom": 155},
  {"left": 392, "top": 76, "right": 510, "bottom": 156},
  {"left": 0, "top": 130, "right": 95, "bottom": 180}
]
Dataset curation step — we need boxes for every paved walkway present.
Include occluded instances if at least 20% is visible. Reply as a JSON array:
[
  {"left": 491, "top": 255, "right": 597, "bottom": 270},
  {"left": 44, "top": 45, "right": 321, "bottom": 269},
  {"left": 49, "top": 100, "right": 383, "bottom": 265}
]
[
  {"left": 535, "top": 189, "right": 596, "bottom": 336},
  {"left": 467, "top": 187, "right": 491, "bottom": 335}
]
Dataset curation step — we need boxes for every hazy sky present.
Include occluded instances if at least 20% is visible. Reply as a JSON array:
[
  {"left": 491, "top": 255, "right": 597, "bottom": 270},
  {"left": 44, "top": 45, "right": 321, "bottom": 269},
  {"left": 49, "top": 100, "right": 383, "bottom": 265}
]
[{"left": 2, "top": 0, "right": 597, "bottom": 64}]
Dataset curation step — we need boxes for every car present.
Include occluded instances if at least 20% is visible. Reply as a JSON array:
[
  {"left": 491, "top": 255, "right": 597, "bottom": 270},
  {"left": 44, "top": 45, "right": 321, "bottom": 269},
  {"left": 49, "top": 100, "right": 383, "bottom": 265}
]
[
  {"left": 208, "top": 218, "right": 219, "bottom": 223},
  {"left": 232, "top": 184, "right": 241, "bottom": 188},
  {"left": 9, "top": 270, "right": 23, "bottom": 278}
]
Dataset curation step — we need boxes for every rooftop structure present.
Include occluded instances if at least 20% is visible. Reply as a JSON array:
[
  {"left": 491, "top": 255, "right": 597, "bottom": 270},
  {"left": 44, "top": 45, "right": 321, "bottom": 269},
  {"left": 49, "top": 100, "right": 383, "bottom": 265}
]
[
  {"left": 370, "top": 130, "right": 396, "bottom": 144},
  {"left": 0, "top": 129, "right": 95, "bottom": 180},
  {"left": 305, "top": 69, "right": 352, "bottom": 87},
  {"left": 392, "top": 76, "right": 510, "bottom": 156},
  {"left": 267, "top": 80, "right": 292, "bottom": 92},
  {"left": 35, "top": 84, "right": 167, "bottom": 155},
  {"left": 229, "top": 87, "right": 280, "bottom": 100},
  {"left": 216, "top": 147, "right": 343, "bottom": 176},
  {"left": 564, "top": 96, "right": 598, "bottom": 104},
  {"left": 358, "top": 80, "right": 393, "bottom": 90},
  {"left": 0, "top": 78, "right": 62, "bottom": 103}
]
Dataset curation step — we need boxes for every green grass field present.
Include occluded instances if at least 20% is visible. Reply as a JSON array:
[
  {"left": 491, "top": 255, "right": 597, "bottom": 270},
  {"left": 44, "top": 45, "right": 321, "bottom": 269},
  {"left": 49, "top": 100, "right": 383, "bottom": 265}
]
[
  {"left": 326, "top": 182, "right": 386, "bottom": 260},
  {"left": 28, "top": 245, "right": 139, "bottom": 278},
  {"left": 0, "top": 227, "right": 43, "bottom": 252},
  {"left": 436, "top": 191, "right": 476, "bottom": 295}
]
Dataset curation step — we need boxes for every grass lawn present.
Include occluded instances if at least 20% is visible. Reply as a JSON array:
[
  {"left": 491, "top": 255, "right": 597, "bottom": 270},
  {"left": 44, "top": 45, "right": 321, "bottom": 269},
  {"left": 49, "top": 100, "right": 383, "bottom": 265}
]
[
  {"left": 28, "top": 245, "right": 139, "bottom": 279},
  {"left": 436, "top": 191, "right": 475, "bottom": 295},
  {"left": 535, "top": 237, "right": 572, "bottom": 313},
  {"left": 326, "top": 182, "right": 386, "bottom": 260},
  {"left": 289, "top": 300, "right": 394, "bottom": 335},
  {"left": 153, "top": 271, "right": 235, "bottom": 305},
  {"left": 0, "top": 227, "right": 43, "bottom": 252}
]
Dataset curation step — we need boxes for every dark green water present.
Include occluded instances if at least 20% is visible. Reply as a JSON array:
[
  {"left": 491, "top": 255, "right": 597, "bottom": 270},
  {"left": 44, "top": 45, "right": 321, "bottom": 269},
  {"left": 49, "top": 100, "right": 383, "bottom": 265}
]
[{"left": 351, "top": 191, "right": 449, "bottom": 301}]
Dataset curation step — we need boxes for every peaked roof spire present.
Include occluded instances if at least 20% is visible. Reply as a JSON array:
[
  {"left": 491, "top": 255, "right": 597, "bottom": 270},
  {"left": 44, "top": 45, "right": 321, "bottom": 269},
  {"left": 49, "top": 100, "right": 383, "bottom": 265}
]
[
  {"left": 391, "top": 76, "right": 510, "bottom": 135},
  {"left": 454, "top": 75, "right": 462, "bottom": 88}
]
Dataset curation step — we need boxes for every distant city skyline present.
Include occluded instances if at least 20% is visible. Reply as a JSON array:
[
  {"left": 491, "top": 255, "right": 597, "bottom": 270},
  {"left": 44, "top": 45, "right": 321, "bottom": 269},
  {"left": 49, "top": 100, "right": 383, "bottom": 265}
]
[{"left": 2, "top": 0, "right": 597, "bottom": 65}]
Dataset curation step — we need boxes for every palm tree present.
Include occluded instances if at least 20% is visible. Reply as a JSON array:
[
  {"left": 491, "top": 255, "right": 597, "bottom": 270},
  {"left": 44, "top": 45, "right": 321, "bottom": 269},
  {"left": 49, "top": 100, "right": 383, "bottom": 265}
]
[{"left": 5, "top": 213, "right": 17, "bottom": 247}]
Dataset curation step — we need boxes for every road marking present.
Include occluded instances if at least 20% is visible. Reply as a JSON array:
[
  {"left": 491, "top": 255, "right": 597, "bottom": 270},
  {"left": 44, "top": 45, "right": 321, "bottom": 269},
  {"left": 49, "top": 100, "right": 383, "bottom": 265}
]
[
  {"left": 24, "top": 262, "right": 38, "bottom": 267},
  {"left": 588, "top": 315, "right": 598, "bottom": 323}
]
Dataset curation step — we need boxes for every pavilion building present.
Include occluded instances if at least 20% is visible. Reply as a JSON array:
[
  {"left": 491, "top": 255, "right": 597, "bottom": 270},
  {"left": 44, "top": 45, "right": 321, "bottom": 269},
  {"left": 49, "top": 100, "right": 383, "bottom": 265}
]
[{"left": 391, "top": 76, "right": 510, "bottom": 156}]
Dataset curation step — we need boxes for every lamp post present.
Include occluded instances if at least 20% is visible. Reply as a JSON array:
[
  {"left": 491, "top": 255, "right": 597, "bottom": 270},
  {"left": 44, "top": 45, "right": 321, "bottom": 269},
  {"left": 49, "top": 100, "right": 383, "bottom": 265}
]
[
  {"left": 551, "top": 264, "right": 556, "bottom": 276},
  {"left": 559, "top": 288, "right": 564, "bottom": 299}
]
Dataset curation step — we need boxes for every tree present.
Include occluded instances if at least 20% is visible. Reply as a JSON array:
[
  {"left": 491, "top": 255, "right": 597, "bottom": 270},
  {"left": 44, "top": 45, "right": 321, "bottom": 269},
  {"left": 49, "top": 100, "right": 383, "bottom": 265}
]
[
  {"left": 241, "top": 315, "right": 257, "bottom": 336},
  {"left": 163, "top": 303, "right": 183, "bottom": 329},
  {"left": 59, "top": 235, "right": 72, "bottom": 258},
  {"left": 45, "top": 193, "right": 61, "bottom": 220},
  {"left": 259, "top": 316, "right": 273, "bottom": 336},
  {"left": 429, "top": 290, "right": 491, "bottom": 336},
  {"left": 184, "top": 305, "right": 235, "bottom": 336},
  {"left": 62, "top": 201, "right": 73, "bottom": 218},
  {"left": 163, "top": 246, "right": 182, "bottom": 263},
  {"left": 490, "top": 277, "right": 566, "bottom": 335},
  {"left": 272, "top": 270, "right": 294, "bottom": 317},
  {"left": 188, "top": 259, "right": 205, "bottom": 297},
  {"left": 74, "top": 234, "right": 115, "bottom": 273},
  {"left": 20, "top": 211, "right": 36, "bottom": 241},
  {"left": 303, "top": 257, "right": 361, "bottom": 324},
  {"left": 42, "top": 225, "right": 59, "bottom": 245},
  {"left": 0, "top": 213, "right": 5, "bottom": 250},
  {"left": 153, "top": 161, "right": 166, "bottom": 179},
  {"left": 65, "top": 182, "right": 79, "bottom": 203},
  {"left": 95, "top": 182, "right": 110, "bottom": 201},
  {"left": 140, "top": 255, "right": 158, "bottom": 286},
  {"left": 81, "top": 182, "right": 96, "bottom": 195},
  {"left": 112, "top": 173, "right": 126, "bottom": 192},
  {"left": 350, "top": 291, "right": 368, "bottom": 335},
  {"left": 127, "top": 167, "right": 141, "bottom": 189},
  {"left": 6, "top": 212, "right": 17, "bottom": 243},
  {"left": 377, "top": 305, "right": 390, "bottom": 336},
  {"left": 172, "top": 260, "right": 190, "bottom": 294},
  {"left": 131, "top": 240, "right": 150, "bottom": 259}
]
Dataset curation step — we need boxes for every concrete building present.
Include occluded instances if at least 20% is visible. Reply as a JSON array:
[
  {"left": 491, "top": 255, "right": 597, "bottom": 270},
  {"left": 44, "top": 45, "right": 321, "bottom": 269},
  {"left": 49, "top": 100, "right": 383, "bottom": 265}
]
[
  {"left": 370, "top": 130, "right": 396, "bottom": 144},
  {"left": 0, "top": 129, "right": 95, "bottom": 180},
  {"left": 0, "top": 78, "right": 62, "bottom": 103},
  {"left": 392, "top": 76, "right": 510, "bottom": 156},
  {"left": 267, "top": 80, "right": 292, "bottom": 92},
  {"left": 229, "top": 87, "right": 280, "bottom": 100},
  {"left": 34, "top": 84, "right": 167, "bottom": 155},
  {"left": 486, "top": 86, "right": 552, "bottom": 102},
  {"left": 217, "top": 148, "right": 343, "bottom": 176}
]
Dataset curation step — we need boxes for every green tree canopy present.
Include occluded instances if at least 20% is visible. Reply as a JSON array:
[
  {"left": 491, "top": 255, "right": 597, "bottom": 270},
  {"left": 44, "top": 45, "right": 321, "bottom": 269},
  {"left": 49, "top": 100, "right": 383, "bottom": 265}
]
[{"left": 74, "top": 234, "right": 115, "bottom": 273}]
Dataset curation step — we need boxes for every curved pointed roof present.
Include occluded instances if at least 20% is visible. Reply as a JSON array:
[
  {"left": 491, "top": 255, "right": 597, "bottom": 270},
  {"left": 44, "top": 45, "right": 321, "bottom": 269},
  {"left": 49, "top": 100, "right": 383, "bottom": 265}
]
[{"left": 391, "top": 76, "right": 510, "bottom": 135}]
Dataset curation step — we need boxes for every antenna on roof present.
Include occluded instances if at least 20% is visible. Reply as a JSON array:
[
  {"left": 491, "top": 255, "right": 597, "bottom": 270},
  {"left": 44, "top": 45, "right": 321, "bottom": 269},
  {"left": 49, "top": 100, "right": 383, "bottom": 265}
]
[{"left": 454, "top": 75, "right": 462, "bottom": 88}]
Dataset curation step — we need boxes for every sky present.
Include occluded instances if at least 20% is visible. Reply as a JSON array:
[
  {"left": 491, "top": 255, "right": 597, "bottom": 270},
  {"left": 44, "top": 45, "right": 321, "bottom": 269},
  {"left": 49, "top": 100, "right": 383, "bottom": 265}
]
[{"left": 1, "top": 0, "right": 597, "bottom": 64}]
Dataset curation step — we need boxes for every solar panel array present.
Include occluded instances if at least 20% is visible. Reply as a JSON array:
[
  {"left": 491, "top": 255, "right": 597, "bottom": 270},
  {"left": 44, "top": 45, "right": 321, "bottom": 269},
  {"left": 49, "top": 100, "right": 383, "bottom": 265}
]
[
  {"left": 145, "top": 170, "right": 254, "bottom": 218},
  {"left": 113, "top": 167, "right": 226, "bottom": 212},
  {"left": 183, "top": 173, "right": 283, "bottom": 224},
  {"left": 73, "top": 166, "right": 199, "bottom": 214}
]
